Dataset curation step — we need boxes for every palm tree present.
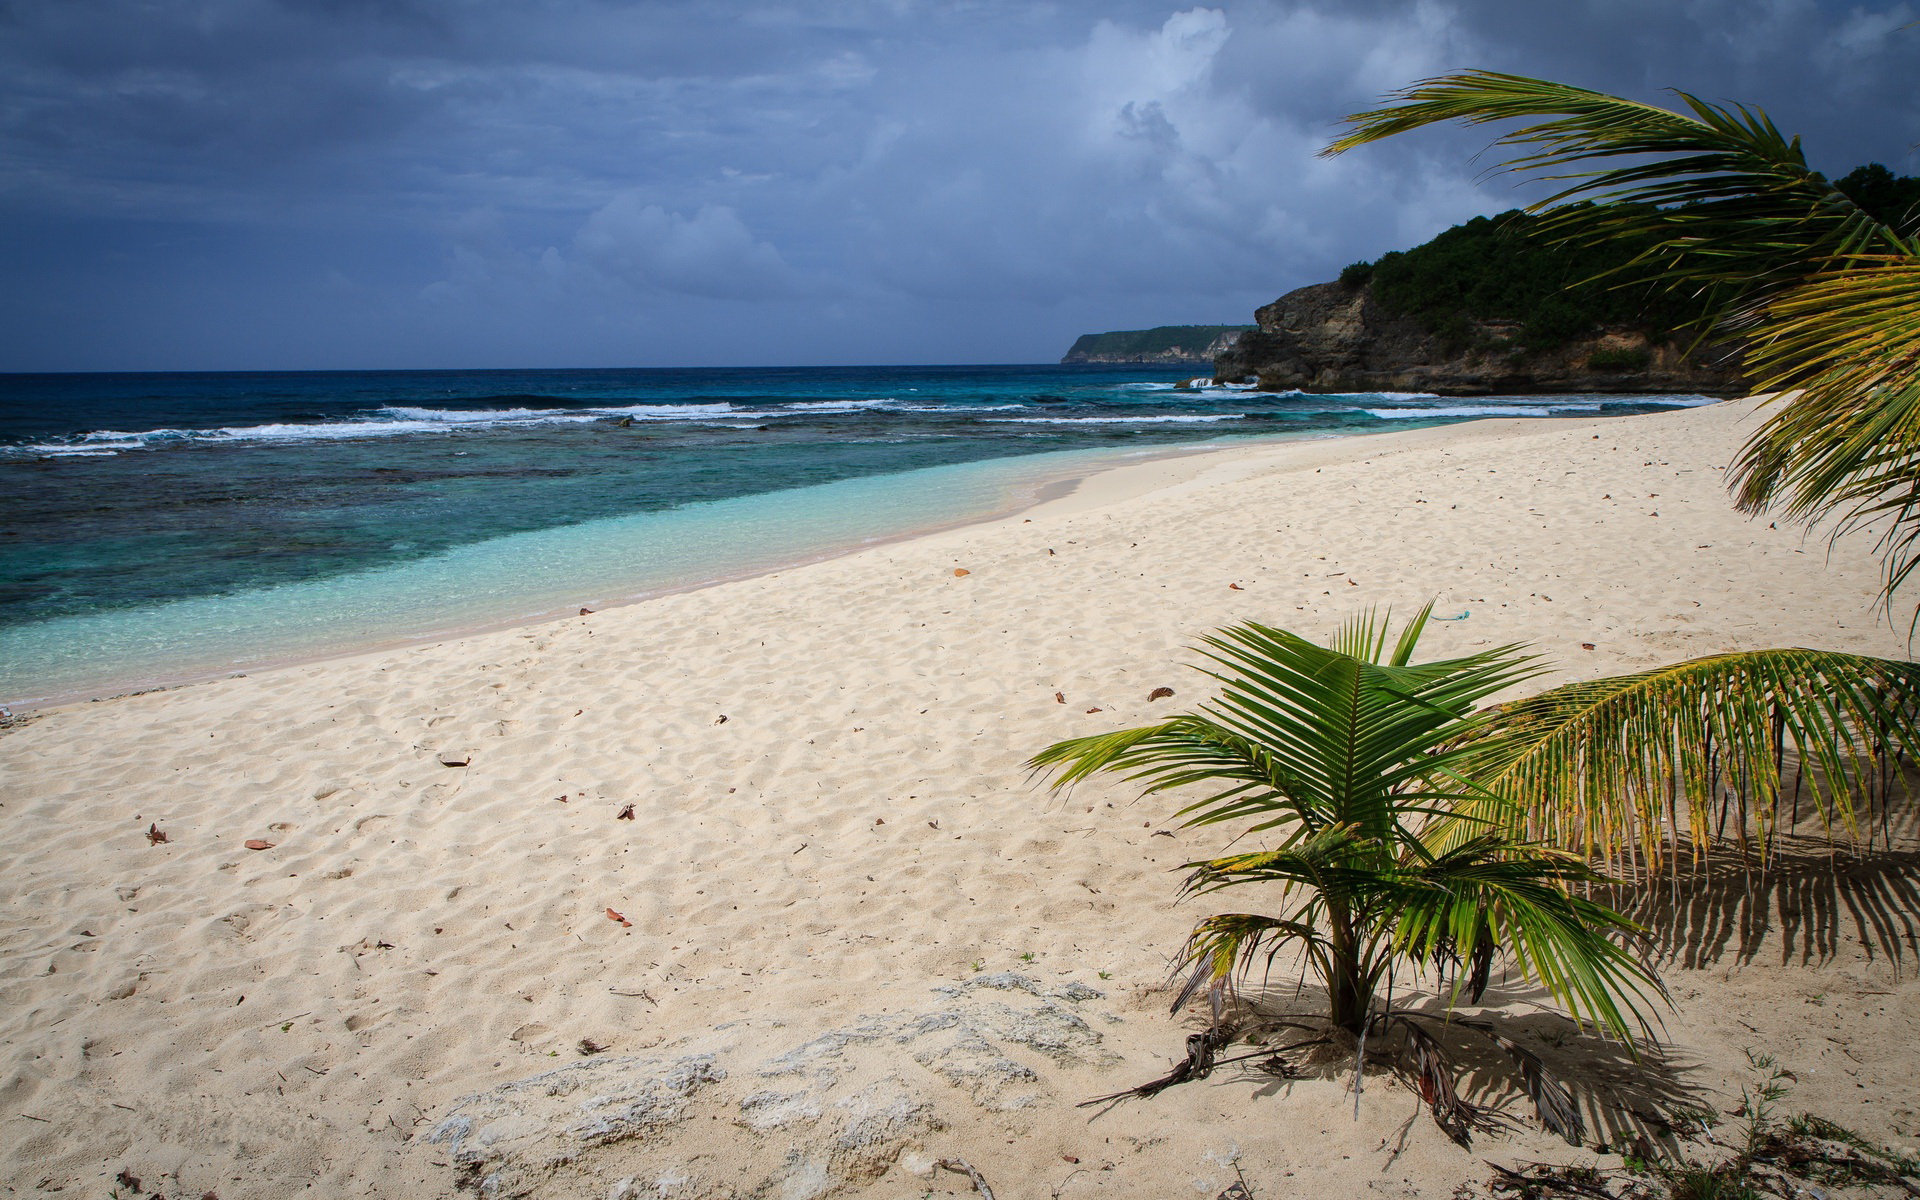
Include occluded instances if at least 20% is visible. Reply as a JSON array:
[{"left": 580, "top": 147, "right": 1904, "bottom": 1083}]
[
  {"left": 1324, "top": 71, "right": 1920, "bottom": 613},
  {"left": 1031, "top": 611, "right": 1920, "bottom": 1138},
  {"left": 1031, "top": 606, "right": 1664, "bottom": 1140}
]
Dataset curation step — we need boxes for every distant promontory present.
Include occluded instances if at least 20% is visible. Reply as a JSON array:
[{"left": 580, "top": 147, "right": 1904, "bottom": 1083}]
[{"left": 1061, "top": 325, "right": 1253, "bottom": 365}]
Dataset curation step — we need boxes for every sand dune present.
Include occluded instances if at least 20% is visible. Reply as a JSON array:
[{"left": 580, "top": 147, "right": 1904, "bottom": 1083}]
[{"left": 3, "top": 398, "right": 1916, "bottom": 1198}]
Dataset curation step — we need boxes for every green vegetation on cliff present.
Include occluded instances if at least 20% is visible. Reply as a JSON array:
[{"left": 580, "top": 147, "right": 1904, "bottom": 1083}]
[
  {"left": 1062, "top": 324, "right": 1252, "bottom": 362},
  {"left": 1343, "top": 164, "right": 1917, "bottom": 355},
  {"left": 1350, "top": 207, "right": 1713, "bottom": 353}
]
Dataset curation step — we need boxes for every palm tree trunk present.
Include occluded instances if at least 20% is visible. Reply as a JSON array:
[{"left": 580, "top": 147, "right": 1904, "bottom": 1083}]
[{"left": 1326, "top": 907, "right": 1372, "bottom": 1034}]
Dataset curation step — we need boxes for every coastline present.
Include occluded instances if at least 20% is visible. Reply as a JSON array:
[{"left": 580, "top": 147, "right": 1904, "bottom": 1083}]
[
  {"left": 3, "top": 395, "right": 1915, "bottom": 1198},
  {"left": 0, "top": 434, "right": 1274, "bottom": 710},
  {"left": 4, "top": 400, "right": 1713, "bottom": 713}
]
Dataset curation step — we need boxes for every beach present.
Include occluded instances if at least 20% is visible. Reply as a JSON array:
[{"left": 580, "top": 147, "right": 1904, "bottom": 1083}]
[{"left": 2, "top": 396, "right": 1915, "bottom": 1197}]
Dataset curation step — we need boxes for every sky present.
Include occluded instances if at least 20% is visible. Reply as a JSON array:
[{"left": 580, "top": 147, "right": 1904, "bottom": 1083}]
[{"left": 0, "top": 1, "right": 1915, "bottom": 372}]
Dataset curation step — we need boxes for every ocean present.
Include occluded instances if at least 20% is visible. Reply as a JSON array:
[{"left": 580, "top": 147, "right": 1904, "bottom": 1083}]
[{"left": 0, "top": 365, "right": 1718, "bottom": 704}]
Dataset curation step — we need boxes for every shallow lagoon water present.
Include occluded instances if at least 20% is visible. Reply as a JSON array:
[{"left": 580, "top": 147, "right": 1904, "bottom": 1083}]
[{"left": 0, "top": 365, "right": 1718, "bottom": 703}]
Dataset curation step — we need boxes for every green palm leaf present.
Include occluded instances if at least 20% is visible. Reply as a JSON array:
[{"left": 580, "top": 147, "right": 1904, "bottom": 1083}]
[
  {"left": 1323, "top": 70, "right": 1913, "bottom": 296},
  {"left": 1384, "top": 837, "right": 1662, "bottom": 1040},
  {"left": 1732, "top": 262, "right": 1920, "bottom": 603},
  {"left": 1457, "top": 649, "right": 1920, "bottom": 869}
]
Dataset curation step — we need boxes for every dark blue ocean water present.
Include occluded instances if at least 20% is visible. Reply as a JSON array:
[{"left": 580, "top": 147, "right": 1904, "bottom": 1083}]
[{"left": 0, "top": 365, "right": 1716, "bottom": 702}]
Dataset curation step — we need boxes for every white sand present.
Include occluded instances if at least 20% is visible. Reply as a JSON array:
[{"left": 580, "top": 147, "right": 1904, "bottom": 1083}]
[{"left": 3, "top": 398, "right": 1916, "bottom": 1198}]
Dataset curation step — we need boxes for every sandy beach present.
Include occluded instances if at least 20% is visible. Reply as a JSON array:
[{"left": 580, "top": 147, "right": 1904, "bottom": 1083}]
[{"left": 3, "top": 397, "right": 1916, "bottom": 1198}]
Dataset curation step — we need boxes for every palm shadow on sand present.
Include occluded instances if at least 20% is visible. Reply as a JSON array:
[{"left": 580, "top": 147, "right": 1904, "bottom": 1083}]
[
  {"left": 1618, "top": 833, "right": 1920, "bottom": 975},
  {"left": 1194, "top": 980, "right": 1705, "bottom": 1154}
]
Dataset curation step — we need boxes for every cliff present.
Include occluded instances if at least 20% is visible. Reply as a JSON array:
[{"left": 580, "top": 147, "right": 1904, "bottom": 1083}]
[
  {"left": 1062, "top": 325, "right": 1253, "bottom": 365},
  {"left": 1212, "top": 280, "right": 1744, "bottom": 395}
]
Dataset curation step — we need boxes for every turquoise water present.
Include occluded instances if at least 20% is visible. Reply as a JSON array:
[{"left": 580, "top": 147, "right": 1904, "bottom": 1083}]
[
  {"left": 0, "top": 364, "right": 1720, "bottom": 704},
  {"left": 0, "top": 442, "right": 1166, "bottom": 702}
]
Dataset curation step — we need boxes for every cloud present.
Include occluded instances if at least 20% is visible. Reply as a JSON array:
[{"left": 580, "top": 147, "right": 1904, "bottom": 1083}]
[
  {"left": 0, "top": 0, "right": 1914, "bottom": 369},
  {"left": 572, "top": 198, "right": 797, "bottom": 298}
]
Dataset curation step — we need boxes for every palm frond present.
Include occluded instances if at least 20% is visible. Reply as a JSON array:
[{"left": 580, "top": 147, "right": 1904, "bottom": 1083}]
[
  {"left": 1188, "top": 617, "right": 1541, "bottom": 840},
  {"left": 1731, "top": 262, "right": 1920, "bottom": 608},
  {"left": 1386, "top": 839, "right": 1662, "bottom": 1040},
  {"left": 1398, "top": 1019, "right": 1499, "bottom": 1147},
  {"left": 1027, "top": 715, "right": 1318, "bottom": 837},
  {"left": 1460, "top": 649, "right": 1920, "bottom": 868},
  {"left": 1173, "top": 911, "right": 1332, "bottom": 1014},
  {"left": 1030, "top": 612, "right": 1541, "bottom": 843},
  {"left": 1324, "top": 70, "right": 1912, "bottom": 300},
  {"left": 1179, "top": 827, "right": 1384, "bottom": 907}
]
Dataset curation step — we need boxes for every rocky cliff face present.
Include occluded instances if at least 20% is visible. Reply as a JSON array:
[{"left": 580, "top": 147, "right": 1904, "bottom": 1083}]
[
  {"left": 1061, "top": 325, "right": 1250, "bottom": 364},
  {"left": 1212, "top": 281, "right": 1744, "bottom": 395}
]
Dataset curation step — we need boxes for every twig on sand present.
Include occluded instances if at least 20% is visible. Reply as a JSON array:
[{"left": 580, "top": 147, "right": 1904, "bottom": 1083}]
[
  {"left": 936, "top": 1157, "right": 996, "bottom": 1200},
  {"left": 1077, "top": 1026, "right": 1325, "bottom": 1112},
  {"left": 609, "top": 988, "right": 658, "bottom": 1005},
  {"left": 1487, "top": 1162, "right": 1618, "bottom": 1200},
  {"left": 1078, "top": 1024, "right": 1235, "bottom": 1108}
]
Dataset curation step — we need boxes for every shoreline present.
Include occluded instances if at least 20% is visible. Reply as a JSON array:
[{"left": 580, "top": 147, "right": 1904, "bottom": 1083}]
[{"left": 1, "top": 424, "right": 1407, "bottom": 712}]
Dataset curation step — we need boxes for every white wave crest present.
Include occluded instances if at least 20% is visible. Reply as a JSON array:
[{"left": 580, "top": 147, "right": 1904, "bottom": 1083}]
[
  {"left": 585, "top": 403, "right": 739, "bottom": 419},
  {"left": 1366, "top": 405, "right": 1552, "bottom": 419},
  {"left": 6, "top": 403, "right": 749, "bottom": 454},
  {"left": 1638, "top": 394, "right": 1720, "bottom": 407},
  {"left": 986, "top": 414, "right": 1248, "bottom": 425},
  {"left": 775, "top": 399, "right": 895, "bottom": 412},
  {"left": 379, "top": 406, "right": 595, "bottom": 423}
]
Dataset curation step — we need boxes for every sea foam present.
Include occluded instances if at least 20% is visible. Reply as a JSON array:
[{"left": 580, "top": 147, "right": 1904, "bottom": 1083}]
[{"left": 986, "top": 413, "right": 1248, "bottom": 425}]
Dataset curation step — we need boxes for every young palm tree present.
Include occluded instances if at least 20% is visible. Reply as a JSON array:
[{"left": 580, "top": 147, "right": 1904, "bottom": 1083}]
[
  {"left": 1031, "top": 606, "right": 1664, "bottom": 1139},
  {"left": 1324, "top": 71, "right": 1920, "bottom": 612},
  {"left": 1031, "top": 610, "right": 1920, "bottom": 1137}
]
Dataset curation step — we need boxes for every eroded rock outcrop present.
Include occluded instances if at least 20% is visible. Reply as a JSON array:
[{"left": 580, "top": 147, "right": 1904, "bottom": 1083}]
[
  {"left": 419, "top": 973, "right": 1121, "bottom": 1199},
  {"left": 1211, "top": 281, "right": 1743, "bottom": 395}
]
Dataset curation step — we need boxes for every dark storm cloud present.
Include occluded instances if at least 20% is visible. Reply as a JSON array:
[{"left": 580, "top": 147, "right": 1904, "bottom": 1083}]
[{"left": 0, "top": 0, "right": 1914, "bottom": 369}]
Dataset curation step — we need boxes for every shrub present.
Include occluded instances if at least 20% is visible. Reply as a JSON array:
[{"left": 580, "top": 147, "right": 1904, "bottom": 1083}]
[
  {"left": 1589, "top": 346, "right": 1652, "bottom": 371},
  {"left": 1367, "top": 208, "right": 1713, "bottom": 352}
]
